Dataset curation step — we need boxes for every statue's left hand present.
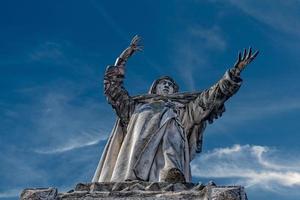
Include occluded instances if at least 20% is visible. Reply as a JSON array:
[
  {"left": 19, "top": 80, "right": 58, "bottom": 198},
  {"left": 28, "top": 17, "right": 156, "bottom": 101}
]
[
  {"left": 115, "top": 35, "right": 143, "bottom": 66},
  {"left": 233, "top": 47, "right": 259, "bottom": 75}
]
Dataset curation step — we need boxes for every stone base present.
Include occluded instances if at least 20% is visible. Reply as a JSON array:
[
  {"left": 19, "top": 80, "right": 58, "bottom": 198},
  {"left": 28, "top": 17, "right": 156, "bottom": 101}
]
[{"left": 21, "top": 181, "right": 248, "bottom": 200}]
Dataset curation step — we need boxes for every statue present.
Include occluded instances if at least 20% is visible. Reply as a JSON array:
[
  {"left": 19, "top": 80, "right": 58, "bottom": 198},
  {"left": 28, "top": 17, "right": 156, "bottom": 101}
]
[{"left": 92, "top": 35, "right": 259, "bottom": 183}]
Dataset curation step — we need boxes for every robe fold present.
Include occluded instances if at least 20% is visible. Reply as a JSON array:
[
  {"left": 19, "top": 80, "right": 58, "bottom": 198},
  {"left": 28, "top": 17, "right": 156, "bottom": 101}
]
[{"left": 92, "top": 65, "right": 242, "bottom": 182}]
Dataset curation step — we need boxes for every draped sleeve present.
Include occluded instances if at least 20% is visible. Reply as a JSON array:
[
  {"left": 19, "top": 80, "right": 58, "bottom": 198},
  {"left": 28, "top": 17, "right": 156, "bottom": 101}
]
[
  {"left": 190, "top": 69, "right": 242, "bottom": 124},
  {"left": 182, "top": 69, "right": 242, "bottom": 158},
  {"left": 104, "top": 65, "right": 134, "bottom": 127}
]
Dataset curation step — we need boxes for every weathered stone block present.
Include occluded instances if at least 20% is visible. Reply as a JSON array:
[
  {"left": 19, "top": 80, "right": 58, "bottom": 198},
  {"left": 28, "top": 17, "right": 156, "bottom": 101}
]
[{"left": 20, "top": 182, "right": 248, "bottom": 200}]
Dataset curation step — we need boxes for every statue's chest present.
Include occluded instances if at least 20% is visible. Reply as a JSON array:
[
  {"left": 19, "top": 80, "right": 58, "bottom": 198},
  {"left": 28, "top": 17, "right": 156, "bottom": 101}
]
[
  {"left": 135, "top": 101, "right": 176, "bottom": 113},
  {"left": 148, "top": 101, "right": 167, "bottom": 112},
  {"left": 130, "top": 101, "right": 185, "bottom": 138},
  {"left": 134, "top": 100, "right": 185, "bottom": 119}
]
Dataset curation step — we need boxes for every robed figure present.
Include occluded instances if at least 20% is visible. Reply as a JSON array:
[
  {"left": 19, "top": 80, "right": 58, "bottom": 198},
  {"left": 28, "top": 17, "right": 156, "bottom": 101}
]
[{"left": 92, "top": 36, "right": 258, "bottom": 183}]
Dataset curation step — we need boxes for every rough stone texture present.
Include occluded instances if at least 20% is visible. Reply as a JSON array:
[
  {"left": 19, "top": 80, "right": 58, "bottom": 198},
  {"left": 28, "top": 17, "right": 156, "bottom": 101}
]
[
  {"left": 20, "top": 187, "right": 57, "bottom": 200},
  {"left": 21, "top": 181, "right": 248, "bottom": 200}
]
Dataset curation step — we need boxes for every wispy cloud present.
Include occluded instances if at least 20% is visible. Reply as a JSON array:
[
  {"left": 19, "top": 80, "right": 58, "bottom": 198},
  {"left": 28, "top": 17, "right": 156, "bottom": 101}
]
[
  {"left": 1, "top": 38, "right": 118, "bottom": 191},
  {"left": 0, "top": 146, "right": 49, "bottom": 190},
  {"left": 27, "top": 40, "right": 95, "bottom": 72},
  {"left": 172, "top": 25, "right": 227, "bottom": 90},
  {"left": 218, "top": 0, "right": 300, "bottom": 36},
  {"left": 189, "top": 26, "right": 227, "bottom": 51},
  {"left": 191, "top": 144, "right": 300, "bottom": 192},
  {"left": 34, "top": 129, "right": 107, "bottom": 154},
  {"left": 0, "top": 189, "right": 20, "bottom": 198},
  {"left": 9, "top": 39, "right": 114, "bottom": 153},
  {"left": 89, "top": 0, "right": 129, "bottom": 42},
  {"left": 208, "top": 95, "right": 300, "bottom": 134},
  {"left": 34, "top": 134, "right": 104, "bottom": 154},
  {"left": 0, "top": 82, "right": 112, "bottom": 191},
  {"left": 230, "top": 96, "right": 300, "bottom": 121},
  {"left": 23, "top": 84, "right": 112, "bottom": 154},
  {"left": 173, "top": 43, "right": 206, "bottom": 90},
  {"left": 29, "top": 41, "right": 65, "bottom": 62},
  {"left": 0, "top": 41, "right": 68, "bottom": 67}
]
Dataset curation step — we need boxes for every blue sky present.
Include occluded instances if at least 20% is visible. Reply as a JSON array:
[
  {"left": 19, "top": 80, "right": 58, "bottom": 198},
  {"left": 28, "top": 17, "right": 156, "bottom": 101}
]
[{"left": 1, "top": 0, "right": 300, "bottom": 199}]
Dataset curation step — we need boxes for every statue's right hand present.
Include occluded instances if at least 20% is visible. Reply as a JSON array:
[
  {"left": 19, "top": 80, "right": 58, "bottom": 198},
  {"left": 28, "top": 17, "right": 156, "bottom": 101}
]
[{"left": 129, "top": 35, "right": 143, "bottom": 52}]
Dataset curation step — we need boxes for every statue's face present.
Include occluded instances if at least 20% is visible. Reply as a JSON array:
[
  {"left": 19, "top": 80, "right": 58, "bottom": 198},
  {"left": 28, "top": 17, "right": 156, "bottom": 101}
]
[{"left": 155, "top": 79, "right": 175, "bottom": 95}]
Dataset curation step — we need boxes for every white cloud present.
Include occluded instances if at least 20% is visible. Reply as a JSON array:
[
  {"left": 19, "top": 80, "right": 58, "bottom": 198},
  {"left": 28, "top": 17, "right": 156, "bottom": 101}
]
[{"left": 191, "top": 144, "right": 300, "bottom": 192}]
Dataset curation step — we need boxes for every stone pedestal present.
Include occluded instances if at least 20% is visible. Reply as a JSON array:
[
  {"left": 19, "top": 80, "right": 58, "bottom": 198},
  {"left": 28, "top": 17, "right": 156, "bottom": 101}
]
[{"left": 21, "top": 181, "right": 248, "bottom": 200}]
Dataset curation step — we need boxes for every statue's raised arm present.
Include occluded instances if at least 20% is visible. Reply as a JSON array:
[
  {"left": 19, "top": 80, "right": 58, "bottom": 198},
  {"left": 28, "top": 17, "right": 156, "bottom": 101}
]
[
  {"left": 189, "top": 47, "right": 259, "bottom": 124},
  {"left": 104, "top": 35, "right": 143, "bottom": 126},
  {"left": 184, "top": 48, "right": 259, "bottom": 159}
]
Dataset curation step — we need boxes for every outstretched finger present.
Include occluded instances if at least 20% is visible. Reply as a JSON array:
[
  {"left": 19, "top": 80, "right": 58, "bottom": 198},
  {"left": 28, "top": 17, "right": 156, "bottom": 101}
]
[
  {"left": 135, "top": 36, "right": 142, "bottom": 43},
  {"left": 247, "top": 47, "right": 252, "bottom": 59},
  {"left": 243, "top": 48, "right": 247, "bottom": 60},
  {"left": 136, "top": 45, "right": 144, "bottom": 51},
  {"left": 250, "top": 50, "right": 259, "bottom": 60},
  {"left": 234, "top": 52, "right": 242, "bottom": 67},
  {"left": 131, "top": 35, "right": 141, "bottom": 44},
  {"left": 238, "top": 51, "right": 242, "bottom": 62}
]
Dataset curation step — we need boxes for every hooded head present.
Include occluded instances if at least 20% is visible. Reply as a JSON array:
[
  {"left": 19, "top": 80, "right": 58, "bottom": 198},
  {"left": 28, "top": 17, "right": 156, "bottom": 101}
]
[{"left": 148, "top": 76, "right": 179, "bottom": 95}]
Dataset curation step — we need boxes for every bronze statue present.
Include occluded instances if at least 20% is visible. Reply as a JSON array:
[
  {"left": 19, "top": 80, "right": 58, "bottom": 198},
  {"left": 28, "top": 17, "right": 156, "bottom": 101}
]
[{"left": 93, "top": 35, "right": 258, "bottom": 183}]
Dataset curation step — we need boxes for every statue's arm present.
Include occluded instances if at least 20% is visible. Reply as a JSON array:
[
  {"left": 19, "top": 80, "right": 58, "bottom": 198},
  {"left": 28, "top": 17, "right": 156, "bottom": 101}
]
[
  {"left": 104, "top": 35, "right": 143, "bottom": 126},
  {"left": 190, "top": 48, "right": 259, "bottom": 124}
]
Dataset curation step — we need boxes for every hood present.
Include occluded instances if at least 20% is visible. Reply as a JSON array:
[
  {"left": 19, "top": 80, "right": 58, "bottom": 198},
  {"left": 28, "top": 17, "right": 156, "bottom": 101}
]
[{"left": 148, "top": 76, "right": 179, "bottom": 94}]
